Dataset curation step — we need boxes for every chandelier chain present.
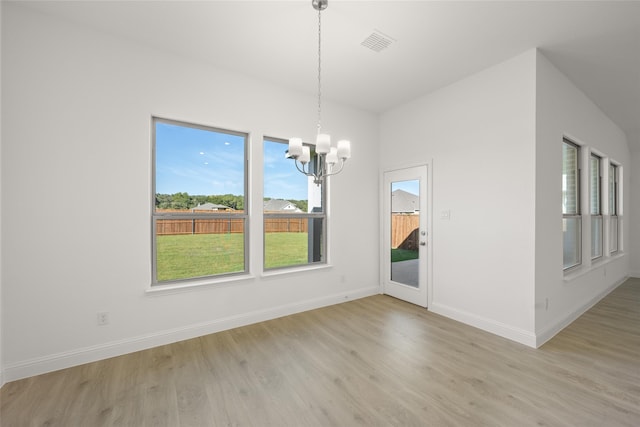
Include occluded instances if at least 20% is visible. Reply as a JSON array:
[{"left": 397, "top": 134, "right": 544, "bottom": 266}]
[
  {"left": 287, "top": 0, "right": 350, "bottom": 186},
  {"left": 317, "top": 7, "right": 322, "bottom": 135}
]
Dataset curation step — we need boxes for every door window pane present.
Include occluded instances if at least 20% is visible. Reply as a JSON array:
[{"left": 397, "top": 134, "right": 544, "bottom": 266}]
[{"left": 390, "top": 180, "right": 419, "bottom": 287}]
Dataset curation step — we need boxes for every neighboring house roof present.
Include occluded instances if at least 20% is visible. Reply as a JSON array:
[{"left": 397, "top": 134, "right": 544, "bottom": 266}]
[
  {"left": 263, "top": 199, "right": 302, "bottom": 212},
  {"left": 392, "top": 189, "right": 419, "bottom": 213},
  {"left": 192, "top": 202, "right": 231, "bottom": 211}
]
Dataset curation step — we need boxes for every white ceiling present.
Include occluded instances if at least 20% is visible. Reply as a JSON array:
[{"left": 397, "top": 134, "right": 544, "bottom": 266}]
[{"left": 16, "top": 0, "right": 640, "bottom": 148}]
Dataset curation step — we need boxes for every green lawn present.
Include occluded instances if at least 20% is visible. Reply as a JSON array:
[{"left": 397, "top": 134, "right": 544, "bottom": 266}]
[
  {"left": 264, "top": 232, "right": 308, "bottom": 269},
  {"left": 157, "top": 233, "right": 418, "bottom": 282},
  {"left": 156, "top": 232, "right": 309, "bottom": 281},
  {"left": 391, "top": 248, "right": 419, "bottom": 263}
]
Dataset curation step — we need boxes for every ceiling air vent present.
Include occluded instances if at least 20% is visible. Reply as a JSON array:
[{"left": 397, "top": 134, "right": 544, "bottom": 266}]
[{"left": 361, "top": 30, "right": 395, "bottom": 53}]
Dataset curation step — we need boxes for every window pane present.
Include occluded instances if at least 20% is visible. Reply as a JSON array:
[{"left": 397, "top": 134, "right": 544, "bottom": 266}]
[
  {"left": 563, "top": 217, "right": 581, "bottom": 269},
  {"left": 263, "top": 138, "right": 322, "bottom": 213},
  {"left": 610, "top": 217, "right": 619, "bottom": 253},
  {"left": 609, "top": 163, "right": 619, "bottom": 254},
  {"left": 264, "top": 218, "right": 325, "bottom": 268},
  {"left": 153, "top": 118, "right": 248, "bottom": 283},
  {"left": 155, "top": 121, "right": 246, "bottom": 207},
  {"left": 263, "top": 138, "right": 325, "bottom": 269},
  {"left": 591, "top": 216, "right": 603, "bottom": 259},
  {"left": 609, "top": 164, "right": 617, "bottom": 215},
  {"left": 590, "top": 154, "right": 601, "bottom": 215},
  {"left": 156, "top": 219, "right": 245, "bottom": 281},
  {"left": 563, "top": 140, "right": 581, "bottom": 271},
  {"left": 562, "top": 142, "right": 579, "bottom": 215}
]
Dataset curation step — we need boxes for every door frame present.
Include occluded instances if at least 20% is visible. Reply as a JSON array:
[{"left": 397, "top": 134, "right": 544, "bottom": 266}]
[{"left": 381, "top": 164, "right": 432, "bottom": 308}]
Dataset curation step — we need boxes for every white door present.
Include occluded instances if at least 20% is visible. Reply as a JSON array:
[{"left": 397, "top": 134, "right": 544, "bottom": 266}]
[{"left": 382, "top": 165, "right": 430, "bottom": 307}]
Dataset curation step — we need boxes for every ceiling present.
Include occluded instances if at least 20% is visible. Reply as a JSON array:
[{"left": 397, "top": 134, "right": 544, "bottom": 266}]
[{"left": 15, "top": 0, "right": 640, "bottom": 148}]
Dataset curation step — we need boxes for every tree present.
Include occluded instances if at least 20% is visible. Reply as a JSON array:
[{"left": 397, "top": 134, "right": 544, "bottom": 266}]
[{"left": 155, "top": 192, "right": 246, "bottom": 211}]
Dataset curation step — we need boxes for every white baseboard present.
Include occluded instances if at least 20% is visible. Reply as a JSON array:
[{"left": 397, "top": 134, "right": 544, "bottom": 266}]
[
  {"left": 535, "top": 276, "right": 627, "bottom": 347},
  {"left": 429, "top": 303, "right": 537, "bottom": 348},
  {"left": 3, "top": 286, "right": 379, "bottom": 383},
  {"left": 629, "top": 271, "right": 640, "bottom": 278}
]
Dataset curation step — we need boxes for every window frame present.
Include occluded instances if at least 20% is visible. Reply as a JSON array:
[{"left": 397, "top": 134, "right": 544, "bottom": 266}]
[
  {"left": 590, "top": 152, "right": 603, "bottom": 260},
  {"left": 609, "top": 162, "right": 619, "bottom": 254},
  {"left": 262, "top": 137, "right": 327, "bottom": 271},
  {"left": 562, "top": 138, "right": 581, "bottom": 271},
  {"left": 151, "top": 117, "right": 249, "bottom": 285}
]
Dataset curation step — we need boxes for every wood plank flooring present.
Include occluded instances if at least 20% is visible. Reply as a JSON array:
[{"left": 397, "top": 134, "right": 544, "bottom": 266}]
[{"left": 2, "top": 278, "right": 639, "bottom": 426}]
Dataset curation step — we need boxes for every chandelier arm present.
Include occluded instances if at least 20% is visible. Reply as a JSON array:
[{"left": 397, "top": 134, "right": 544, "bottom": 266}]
[
  {"left": 315, "top": 152, "right": 325, "bottom": 180},
  {"left": 294, "top": 159, "right": 314, "bottom": 178},
  {"left": 294, "top": 159, "right": 307, "bottom": 175},
  {"left": 321, "top": 159, "right": 346, "bottom": 179}
]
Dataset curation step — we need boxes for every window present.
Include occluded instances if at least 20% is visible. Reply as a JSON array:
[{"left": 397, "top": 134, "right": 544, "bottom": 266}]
[
  {"left": 562, "top": 139, "right": 581, "bottom": 270},
  {"left": 609, "top": 163, "right": 619, "bottom": 253},
  {"left": 152, "top": 118, "right": 248, "bottom": 284},
  {"left": 263, "top": 138, "right": 325, "bottom": 270},
  {"left": 590, "top": 153, "right": 602, "bottom": 260}
]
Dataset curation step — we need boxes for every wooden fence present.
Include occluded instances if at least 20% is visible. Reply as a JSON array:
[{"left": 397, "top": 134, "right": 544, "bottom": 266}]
[
  {"left": 264, "top": 217, "right": 308, "bottom": 233},
  {"left": 392, "top": 214, "right": 420, "bottom": 250},
  {"left": 156, "top": 218, "right": 245, "bottom": 235},
  {"left": 156, "top": 217, "right": 309, "bottom": 235},
  {"left": 155, "top": 211, "right": 419, "bottom": 247}
]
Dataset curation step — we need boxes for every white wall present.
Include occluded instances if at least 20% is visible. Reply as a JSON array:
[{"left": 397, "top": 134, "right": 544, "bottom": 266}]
[
  {"left": 630, "top": 139, "right": 640, "bottom": 277},
  {"left": 380, "top": 50, "right": 538, "bottom": 346},
  {"left": 1, "top": 4, "right": 379, "bottom": 381},
  {"left": 0, "top": 0, "right": 4, "bottom": 388},
  {"left": 534, "top": 51, "right": 630, "bottom": 345}
]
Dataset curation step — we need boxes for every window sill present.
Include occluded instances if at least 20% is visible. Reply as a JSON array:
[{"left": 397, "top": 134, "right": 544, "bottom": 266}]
[
  {"left": 563, "top": 252, "right": 625, "bottom": 283},
  {"left": 146, "top": 264, "right": 334, "bottom": 295},
  {"left": 261, "top": 263, "right": 333, "bottom": 278},
  {"left": 146, "top": 273, "right": 256, "bottom": 296}
]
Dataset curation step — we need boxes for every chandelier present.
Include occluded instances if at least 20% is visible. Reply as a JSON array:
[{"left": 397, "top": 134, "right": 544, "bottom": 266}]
[{"left": 288, "top": 0, "right": 351, "bottom": 185}]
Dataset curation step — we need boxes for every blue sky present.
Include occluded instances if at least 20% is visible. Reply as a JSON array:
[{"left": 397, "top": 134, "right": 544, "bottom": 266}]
[
  {"left": 155, "top": 122, "right": 308, "bottom": 200},
  {"left": 392, "top": 179, "right": 419, "bottom": 196},
  {"left": 155, "top": 122, "right": 245, "bottom": 196},
  {"left": 263, "top": 139, "right": 308, "bottom": 200}
]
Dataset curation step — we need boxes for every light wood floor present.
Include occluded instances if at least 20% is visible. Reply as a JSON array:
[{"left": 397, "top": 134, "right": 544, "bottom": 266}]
[{"left": 2, "top": 279, "right": 639, "bottom": 426}]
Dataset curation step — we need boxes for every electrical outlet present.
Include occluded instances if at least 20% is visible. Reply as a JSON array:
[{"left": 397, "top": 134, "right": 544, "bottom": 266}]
[{"left": 97, "top": 312, "right": 109, "bottom": 326}]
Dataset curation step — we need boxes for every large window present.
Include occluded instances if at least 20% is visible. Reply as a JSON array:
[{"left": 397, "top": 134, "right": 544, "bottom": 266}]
[
  {"left": 562, "top": 139, "right": 581, "bottom": 270},
  {"left": 590, "top": 153, "right": 603, "bottom": 260},
  {"left": 152, "top": 118, "right": 248, "bottom": 284},
  {"left": 263, "top": 138, "right": 325, "bottom": 270},
  {"left": 609, "top": 163, "right": 619, "bottom": 253}
]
